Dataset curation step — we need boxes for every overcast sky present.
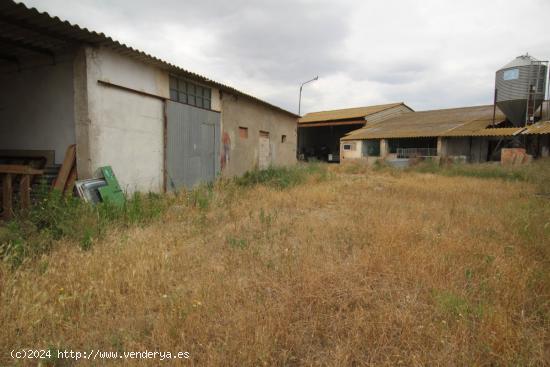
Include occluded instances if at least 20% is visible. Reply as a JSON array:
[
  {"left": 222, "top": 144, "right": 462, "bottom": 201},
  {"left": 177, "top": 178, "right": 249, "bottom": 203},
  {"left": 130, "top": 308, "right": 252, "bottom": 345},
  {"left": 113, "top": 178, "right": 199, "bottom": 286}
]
[{"left": 19, "top": 0, "right": 550, "bottom": 114}]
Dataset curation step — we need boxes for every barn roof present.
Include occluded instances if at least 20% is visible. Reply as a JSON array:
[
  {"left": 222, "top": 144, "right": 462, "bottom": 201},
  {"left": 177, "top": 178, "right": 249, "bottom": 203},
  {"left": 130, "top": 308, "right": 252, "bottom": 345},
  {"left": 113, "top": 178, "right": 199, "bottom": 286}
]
[
  {"left": 0, "top": 0, "right": 298, "bottom": 117},
  {"left": 342, "top": 105, "right": 509, "bottom": 140},
  {"left": 298, "top": 103, "right": 409, "bottom": 124}
]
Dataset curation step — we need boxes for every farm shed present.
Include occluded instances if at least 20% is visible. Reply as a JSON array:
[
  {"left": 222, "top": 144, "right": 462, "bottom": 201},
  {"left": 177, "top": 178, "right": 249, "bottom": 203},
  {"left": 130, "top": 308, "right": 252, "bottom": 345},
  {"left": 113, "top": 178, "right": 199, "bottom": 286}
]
[
  {"left": 340, "top": 104, "right": 550, "bottom": 163},
  {"left": 298, "top": 103, "right": 413, "bottom": 162},
  {"left": 0, "top": 0, "right": 297, "bottom": 195}
]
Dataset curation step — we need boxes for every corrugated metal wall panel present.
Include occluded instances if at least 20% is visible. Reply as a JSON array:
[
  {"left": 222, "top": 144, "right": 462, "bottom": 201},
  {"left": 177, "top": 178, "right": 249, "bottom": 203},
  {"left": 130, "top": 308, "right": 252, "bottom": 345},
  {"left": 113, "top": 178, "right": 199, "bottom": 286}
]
[
  {"left": 366, "top": 104, "right": 414, "bottom": 125},
  {"left": 166, "top": 101, "right": 220, "bottom": 190}
]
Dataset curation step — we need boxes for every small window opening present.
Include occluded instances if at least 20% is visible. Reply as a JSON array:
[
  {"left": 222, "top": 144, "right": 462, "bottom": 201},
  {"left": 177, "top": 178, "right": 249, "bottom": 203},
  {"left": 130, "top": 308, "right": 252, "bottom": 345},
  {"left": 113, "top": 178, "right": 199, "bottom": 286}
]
[
  {"left": 281, "top": 135, "right": 287, "bottom": 143},
  {"left": 239, "top": 127, "right": 248, "bottom": 139}
]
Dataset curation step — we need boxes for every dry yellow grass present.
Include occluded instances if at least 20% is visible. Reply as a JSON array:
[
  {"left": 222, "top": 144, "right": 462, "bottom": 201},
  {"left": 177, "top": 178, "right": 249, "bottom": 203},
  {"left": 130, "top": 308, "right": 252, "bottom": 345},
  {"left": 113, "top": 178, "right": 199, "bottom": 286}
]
[{"left": 1, "top": 164, "right": 549, "bottom": 366}]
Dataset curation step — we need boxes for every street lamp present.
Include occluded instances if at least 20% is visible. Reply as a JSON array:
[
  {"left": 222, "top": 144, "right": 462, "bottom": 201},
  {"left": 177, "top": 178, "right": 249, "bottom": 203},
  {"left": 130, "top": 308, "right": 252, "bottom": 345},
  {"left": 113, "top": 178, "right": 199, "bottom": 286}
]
[{"left": 298, "top": 76, "right": 318, "bottom": 116}]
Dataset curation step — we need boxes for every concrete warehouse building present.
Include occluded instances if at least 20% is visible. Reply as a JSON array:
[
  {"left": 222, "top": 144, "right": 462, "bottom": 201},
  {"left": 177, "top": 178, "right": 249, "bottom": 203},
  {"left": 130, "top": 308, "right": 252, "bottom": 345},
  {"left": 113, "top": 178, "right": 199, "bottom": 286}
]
[
  {"left": 340, "top": 104, "right": 550, "bottom": 163},
  {"left": 0, "top": 1, "right": 297, "bottom": 193},
  {"left": 298, "top": 103, "right": 413, "bottom": 162}
]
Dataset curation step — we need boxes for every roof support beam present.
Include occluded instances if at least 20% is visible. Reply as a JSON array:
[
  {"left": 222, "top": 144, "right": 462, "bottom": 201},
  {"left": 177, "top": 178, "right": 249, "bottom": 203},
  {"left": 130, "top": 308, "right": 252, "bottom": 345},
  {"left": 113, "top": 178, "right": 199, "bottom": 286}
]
[{"left": 0, "top": 36, "right": 56, "bottom": 63}]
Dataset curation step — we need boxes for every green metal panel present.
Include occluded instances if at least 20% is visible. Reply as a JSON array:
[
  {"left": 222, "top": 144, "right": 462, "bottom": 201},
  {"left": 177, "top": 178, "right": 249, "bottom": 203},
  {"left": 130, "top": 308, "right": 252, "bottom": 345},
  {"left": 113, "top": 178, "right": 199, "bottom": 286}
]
[{"left": 98, "top": 166, "right": 125, "bottom": 206}]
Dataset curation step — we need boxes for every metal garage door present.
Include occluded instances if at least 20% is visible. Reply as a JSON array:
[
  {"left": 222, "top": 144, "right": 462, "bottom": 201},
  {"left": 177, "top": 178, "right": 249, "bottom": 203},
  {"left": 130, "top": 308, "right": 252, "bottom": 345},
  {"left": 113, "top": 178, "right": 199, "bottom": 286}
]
[{"left": 166, "top": 101, "right": 220, "bottom": 190}]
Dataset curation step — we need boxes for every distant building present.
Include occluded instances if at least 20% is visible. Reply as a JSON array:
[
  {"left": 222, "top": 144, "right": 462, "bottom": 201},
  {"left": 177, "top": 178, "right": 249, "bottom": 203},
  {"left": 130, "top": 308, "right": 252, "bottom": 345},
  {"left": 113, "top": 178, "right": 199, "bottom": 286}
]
[
  {"left": 298, "top": 103, "right": 413, "bottom": 162},
  {"left": 0, "top": 1, "right": 297, "bottom": 193},
  {"left": 340, "top": 104, "right": 550, "bottom": 164}
]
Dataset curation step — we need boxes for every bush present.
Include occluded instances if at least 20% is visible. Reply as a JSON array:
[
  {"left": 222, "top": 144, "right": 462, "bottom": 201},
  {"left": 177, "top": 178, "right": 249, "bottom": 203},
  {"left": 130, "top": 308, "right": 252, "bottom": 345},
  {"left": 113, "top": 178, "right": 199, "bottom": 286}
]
[
  {"left": 186, "top": 183, "right": 214, "bottom": 210},
  {"left": 0, "top": 189, "right": 170, "bottom": 268},
  {"left": 236, "top": 163, "right": 327, "bottom": 189}
]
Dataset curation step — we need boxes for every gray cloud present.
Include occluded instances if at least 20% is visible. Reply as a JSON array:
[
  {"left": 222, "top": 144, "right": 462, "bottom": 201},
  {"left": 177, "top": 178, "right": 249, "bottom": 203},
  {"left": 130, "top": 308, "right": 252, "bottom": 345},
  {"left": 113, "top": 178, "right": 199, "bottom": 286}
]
[{"left": 19, "top": 0, "right": 550, "bottom": 114}]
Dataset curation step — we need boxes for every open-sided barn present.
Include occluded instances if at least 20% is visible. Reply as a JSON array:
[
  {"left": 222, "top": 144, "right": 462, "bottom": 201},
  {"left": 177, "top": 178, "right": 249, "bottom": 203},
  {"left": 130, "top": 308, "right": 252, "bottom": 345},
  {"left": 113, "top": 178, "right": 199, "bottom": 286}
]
[{"left": 298, "top": 103, "right": 413, "bottom": 162}]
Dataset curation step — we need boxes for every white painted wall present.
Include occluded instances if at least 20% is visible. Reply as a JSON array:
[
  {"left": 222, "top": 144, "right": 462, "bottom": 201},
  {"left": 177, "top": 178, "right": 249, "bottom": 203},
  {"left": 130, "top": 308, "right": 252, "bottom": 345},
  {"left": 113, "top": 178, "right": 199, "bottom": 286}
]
[
  {"left": 211, "top": 88, "right": 221, "bottom": 111},
  {"left": 85, "top": 46, "right": 165, "bottom": 193},
  {"left": 91, "top": 47, "right": 169, "bottom": 99},
  {"left": 0, "top": 56, "right": 75, "bottom": 164},
  {"left": 339, "top": 140, "right": 383, "bottom": 165},
  {"left": 82, "top": 46, "right": 225, "bottom": 193},
  {"left": 340, "top": 140, "right": 362, "bottom": 159}
]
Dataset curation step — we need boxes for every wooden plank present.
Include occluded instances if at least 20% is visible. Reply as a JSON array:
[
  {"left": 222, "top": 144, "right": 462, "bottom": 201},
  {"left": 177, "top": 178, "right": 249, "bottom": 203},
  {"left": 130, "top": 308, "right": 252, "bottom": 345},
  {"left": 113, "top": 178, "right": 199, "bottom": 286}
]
[
  {"left": 64, "top": 166, "right": 77, "bottom": 197},
  {"left": 2, "top": 173, "right": 13, "bottom": 220},
  {"left": 0, "top": 164, "right": 43, "bottom": 175},
  {"left": 19, "top": 174, "right": 31, "bottom": 209},
  {"left": 53, "top": 144, "right": 76, "bottom": 191}
]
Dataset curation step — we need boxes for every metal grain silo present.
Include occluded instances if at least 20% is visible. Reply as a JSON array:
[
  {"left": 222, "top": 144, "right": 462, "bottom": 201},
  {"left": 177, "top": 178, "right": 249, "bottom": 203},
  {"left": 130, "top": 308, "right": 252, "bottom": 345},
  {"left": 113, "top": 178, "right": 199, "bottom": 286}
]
[{"left": 495, "top": 54, "right": 548, "bottom": 126}]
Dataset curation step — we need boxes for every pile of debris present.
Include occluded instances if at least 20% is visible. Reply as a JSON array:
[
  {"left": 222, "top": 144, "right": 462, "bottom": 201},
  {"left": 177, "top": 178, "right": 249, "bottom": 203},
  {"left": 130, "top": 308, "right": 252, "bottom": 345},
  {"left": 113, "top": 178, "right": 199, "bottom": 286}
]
[{"left": 0, "top": 144, "right": 125, "bottom": 220}]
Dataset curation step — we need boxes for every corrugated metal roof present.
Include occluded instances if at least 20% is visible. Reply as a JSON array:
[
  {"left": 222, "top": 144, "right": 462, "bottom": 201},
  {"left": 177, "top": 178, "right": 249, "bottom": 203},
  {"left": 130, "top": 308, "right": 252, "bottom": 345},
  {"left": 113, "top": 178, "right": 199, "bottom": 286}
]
[
  {"left": 522, "top": 121, "right": 550, "bottom": 135},
  {"left": 445, "top": 127, "right": 524, "bottom": 137},
  {"left": 298, "top": 103, "right": 406, "bottom": 123},
  {"left": 341, "top": 105, "right": 506, "bottom": 140},
  {"left": 0, "top": 0, "right": 298, "bottom": 117}
]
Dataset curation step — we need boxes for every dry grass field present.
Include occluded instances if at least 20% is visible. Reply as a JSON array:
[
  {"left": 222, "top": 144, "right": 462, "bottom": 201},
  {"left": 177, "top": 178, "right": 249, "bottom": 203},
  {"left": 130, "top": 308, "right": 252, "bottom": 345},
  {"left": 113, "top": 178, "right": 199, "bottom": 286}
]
[{"left": 1, "top": 161, "right": 549, "bottom": 366}]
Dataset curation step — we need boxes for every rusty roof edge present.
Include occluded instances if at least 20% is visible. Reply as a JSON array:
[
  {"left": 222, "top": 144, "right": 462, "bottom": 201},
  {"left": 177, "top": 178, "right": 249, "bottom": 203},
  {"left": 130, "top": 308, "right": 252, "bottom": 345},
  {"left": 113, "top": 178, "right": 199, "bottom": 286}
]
[{"left": 7, "top": 0, "right": 299, "bottom": 118}]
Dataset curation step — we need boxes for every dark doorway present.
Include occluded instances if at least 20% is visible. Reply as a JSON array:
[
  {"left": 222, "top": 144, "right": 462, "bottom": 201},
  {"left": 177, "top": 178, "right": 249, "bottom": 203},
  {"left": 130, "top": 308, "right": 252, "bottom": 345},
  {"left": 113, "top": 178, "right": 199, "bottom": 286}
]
[{"left": 299, "top": 124, "right": 364, "bottom": 162}]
